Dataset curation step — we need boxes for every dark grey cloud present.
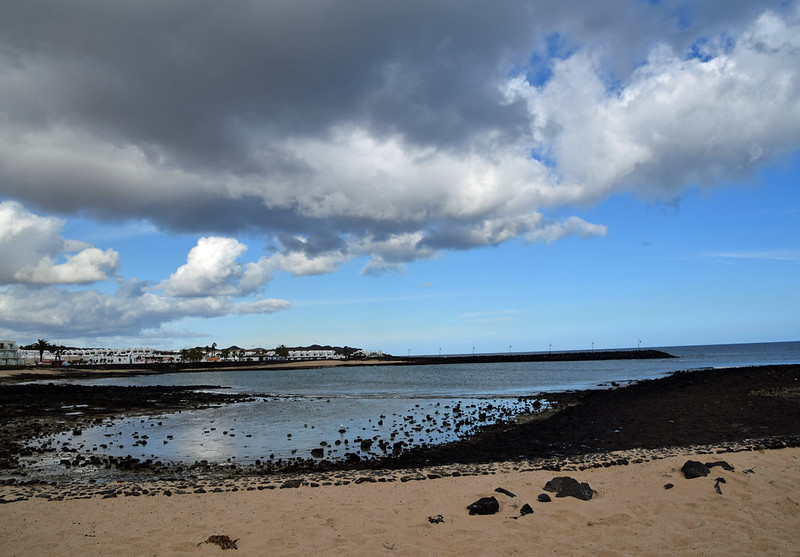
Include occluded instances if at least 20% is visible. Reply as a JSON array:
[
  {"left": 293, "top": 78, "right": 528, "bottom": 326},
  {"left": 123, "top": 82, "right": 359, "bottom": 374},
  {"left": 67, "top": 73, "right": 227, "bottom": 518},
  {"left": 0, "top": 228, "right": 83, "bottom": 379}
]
[{"left": 0, "top": 0, "right": 797, "bottom": 256}]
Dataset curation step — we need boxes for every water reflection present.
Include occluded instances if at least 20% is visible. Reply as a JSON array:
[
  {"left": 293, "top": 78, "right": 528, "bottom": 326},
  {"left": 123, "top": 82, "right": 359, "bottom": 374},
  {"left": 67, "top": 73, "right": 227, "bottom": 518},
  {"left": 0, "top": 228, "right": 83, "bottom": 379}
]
[{"left": 35, "top": 396, "right": 542, "bottom": 466}]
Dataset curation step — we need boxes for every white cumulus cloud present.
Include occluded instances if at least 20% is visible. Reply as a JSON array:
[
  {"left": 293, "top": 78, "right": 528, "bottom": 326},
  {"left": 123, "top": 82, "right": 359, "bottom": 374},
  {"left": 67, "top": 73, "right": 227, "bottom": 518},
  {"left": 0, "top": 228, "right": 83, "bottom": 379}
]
[
  {"left": 0, "top": 201, "right": 119, "bottom": 285},
  {"left": 160, "top": 236, "right": 249, "bottom": 297}
]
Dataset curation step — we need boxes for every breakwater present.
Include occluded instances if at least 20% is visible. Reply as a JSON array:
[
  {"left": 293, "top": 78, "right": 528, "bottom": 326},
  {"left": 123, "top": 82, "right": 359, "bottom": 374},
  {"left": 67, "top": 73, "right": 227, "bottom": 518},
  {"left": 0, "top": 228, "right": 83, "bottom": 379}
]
[{"left": 399, "top": 349, "right": 675, "bottom": 366}]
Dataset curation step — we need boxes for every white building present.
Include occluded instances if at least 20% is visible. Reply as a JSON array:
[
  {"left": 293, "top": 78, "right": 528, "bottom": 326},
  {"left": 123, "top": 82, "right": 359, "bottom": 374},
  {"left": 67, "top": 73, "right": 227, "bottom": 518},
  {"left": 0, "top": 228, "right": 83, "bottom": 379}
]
[
  {"left": 63, "top": 347, "right": 162, "bottom": 365},
  {"left": 288, "top": 348, "right": 341, "bottom": 360},
  {"left": 0, "top": 340, "right": 21, "bottom": 366},
  {"left": 15, "top": 347, "right": 169, "bottom": 365}
]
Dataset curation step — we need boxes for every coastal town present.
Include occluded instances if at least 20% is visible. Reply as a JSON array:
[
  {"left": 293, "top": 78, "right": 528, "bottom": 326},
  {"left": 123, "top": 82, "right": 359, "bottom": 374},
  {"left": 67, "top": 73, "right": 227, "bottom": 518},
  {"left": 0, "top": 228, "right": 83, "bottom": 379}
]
[{"left": 0, "top": 339, "right": 379, "bottom": 367}]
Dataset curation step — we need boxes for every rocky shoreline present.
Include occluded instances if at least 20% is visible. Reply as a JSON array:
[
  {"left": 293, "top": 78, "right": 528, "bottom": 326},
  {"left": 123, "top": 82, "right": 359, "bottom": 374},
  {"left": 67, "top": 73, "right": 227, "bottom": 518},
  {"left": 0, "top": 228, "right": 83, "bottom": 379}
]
[{"left": 1, "top": 363, "right": 798, "bottom": 494}]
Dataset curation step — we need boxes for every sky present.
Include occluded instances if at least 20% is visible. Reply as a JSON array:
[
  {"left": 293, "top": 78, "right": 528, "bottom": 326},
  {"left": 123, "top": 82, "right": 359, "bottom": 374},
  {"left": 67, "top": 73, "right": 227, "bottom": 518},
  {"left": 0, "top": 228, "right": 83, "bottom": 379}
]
[{"left": 0, "top": 0, "right": 798, "bottom": 355}]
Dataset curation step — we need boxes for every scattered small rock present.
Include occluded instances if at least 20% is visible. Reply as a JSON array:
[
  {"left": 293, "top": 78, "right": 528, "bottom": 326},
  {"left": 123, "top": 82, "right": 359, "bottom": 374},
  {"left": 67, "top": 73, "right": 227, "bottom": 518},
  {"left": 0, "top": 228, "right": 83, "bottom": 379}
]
[
  {"left": 537, "top": 493, "right": 551, "bottom": 503},
  {"left": 428, "top": 514, "right": 445, "bottom": 524},
  {"left": 467, "top": 496, "right": 499, "bottom": 515},
  {"left": 198, "top": 535, "right": 238, "bottom": 550},
  {"left": 664, "top": 483, "right": 675, "bottom": 490},
  {"left": 280, "top": 479, "right": 303, "bottom": 489},
  {"left": 519, "top": 503, "right": 533, "bottom": 516}
]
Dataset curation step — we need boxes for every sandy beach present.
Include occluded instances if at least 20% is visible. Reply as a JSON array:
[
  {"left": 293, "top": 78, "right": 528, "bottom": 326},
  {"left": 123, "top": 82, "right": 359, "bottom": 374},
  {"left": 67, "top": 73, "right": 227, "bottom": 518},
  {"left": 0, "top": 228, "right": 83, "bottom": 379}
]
[{"left": 2, "top": 446, "right": 798, "bottom": 555}]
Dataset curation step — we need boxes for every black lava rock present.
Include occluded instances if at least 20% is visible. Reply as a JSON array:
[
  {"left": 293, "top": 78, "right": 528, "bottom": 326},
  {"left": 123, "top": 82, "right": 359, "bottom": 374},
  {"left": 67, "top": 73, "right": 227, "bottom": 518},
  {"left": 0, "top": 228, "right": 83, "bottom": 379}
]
[
  {"left": 537, "top": 493, "right": 552, "bottom": 503},
  {"left": 681, "top": 460, "right": 710, "bottom": 479},
  {"left": 467, "top": 496, "right": 499, "bottom": 515},
  {"left": 543, "top": 476, "right": 574, "bottom": 493},
  {"left": 544, "top": 476, "right": 595, "bottom": 500},
  {"left": 556, "top": 480, "right": 595, "bottom": 501}
]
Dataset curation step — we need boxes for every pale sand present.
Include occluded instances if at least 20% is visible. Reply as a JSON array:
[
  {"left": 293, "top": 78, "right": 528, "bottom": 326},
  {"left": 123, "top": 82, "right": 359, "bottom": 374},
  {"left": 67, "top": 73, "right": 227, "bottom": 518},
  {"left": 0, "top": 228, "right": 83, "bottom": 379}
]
[
  {"left": 2, "top": 447, "right": 798, "bottom": 556},
  {"left": 0, "top": 359, "right": 400, "bottom": 381}
]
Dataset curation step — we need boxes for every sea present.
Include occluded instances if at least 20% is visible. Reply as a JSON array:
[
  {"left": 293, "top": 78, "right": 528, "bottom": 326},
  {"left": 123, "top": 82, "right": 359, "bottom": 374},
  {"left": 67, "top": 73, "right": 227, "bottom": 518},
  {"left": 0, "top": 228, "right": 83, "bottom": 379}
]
[{"left": 31, "top": 341, "right": 800, "bottom": 470}]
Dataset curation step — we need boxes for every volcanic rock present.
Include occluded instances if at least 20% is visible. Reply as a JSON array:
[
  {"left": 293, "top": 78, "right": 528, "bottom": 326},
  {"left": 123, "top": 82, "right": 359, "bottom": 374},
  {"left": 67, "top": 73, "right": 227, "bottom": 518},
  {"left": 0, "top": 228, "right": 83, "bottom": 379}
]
[
  {"left": 467, "top": 496, "right": 499, "bottom": 515},
  {"left": 681, "top": 460, "right": 710, "bottom": 479},
  {"left": 544, "top": 476, "right": 595, "bottom": 500}
]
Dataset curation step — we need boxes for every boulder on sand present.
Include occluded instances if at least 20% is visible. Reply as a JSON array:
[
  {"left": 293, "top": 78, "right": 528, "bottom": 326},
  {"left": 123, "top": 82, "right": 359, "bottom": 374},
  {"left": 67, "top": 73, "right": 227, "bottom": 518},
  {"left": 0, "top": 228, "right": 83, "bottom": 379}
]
[
  {"left": 467, "top": 496, "right": 499, "bottom": 515},
  {"left": 544, "top": 476, "right": 596, "bottom": 501},
  {"left": 681, "top": 460, "right": 710, "bottom": 479}
]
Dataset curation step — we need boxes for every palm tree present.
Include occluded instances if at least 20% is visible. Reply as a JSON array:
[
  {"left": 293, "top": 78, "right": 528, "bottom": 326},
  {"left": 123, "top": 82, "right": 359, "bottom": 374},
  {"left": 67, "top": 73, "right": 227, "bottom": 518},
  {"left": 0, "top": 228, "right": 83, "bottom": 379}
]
[{"left": 32, "top": 339, "right": 51, "bottom": 364}]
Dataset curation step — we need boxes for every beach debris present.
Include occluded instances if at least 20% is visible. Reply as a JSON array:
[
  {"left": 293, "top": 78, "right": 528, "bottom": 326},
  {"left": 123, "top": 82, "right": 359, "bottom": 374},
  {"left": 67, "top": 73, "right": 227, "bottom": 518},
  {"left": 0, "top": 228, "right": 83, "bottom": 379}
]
[
  {"left": 706, "top": 460, "right": 734, "bottom": 472},
  {"left": 681, "top": 460, "right": 710, "bottom": 479},
  {"left": 198, "top": 535, "right": 239, "bottom": 550},
  {"left": 467, "top": 496, "right": 499, "bottom": 515},
  {"left": 537, "top": 493, "right": 552, "bottom": 503},
  {"left": 428, "top": 514, "right": 445, "bottom": 524},
  {"left": 494, "top": 487, "right": 516, "bottom": 498},
  {"left": 543, "top": 476, "right": 595, "bottom": 500},
  {"left": 714, "top": 477, "right": 726, "bottom": 495}
]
